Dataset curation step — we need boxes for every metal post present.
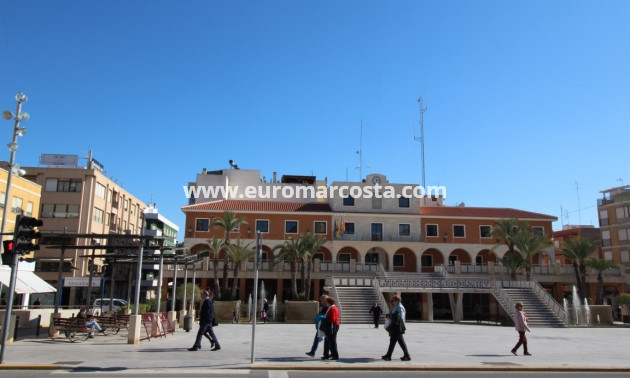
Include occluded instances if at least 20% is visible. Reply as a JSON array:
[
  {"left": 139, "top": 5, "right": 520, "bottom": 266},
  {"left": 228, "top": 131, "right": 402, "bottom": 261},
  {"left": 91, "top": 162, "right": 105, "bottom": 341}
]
[
  {"left": 190, "top": 260, "right": 197, "bottom": 314},
  {"left": 156, "top": 250, "right": 164, "bottom": 314},
  {"left": 0, "top": 247, "right": 20, "bottom": 363},
  {"left": 0, "top": 94, "right": 26, "bottom": 244},
  {"left": 133, "top": 216, "right": 145, "bottom": 315},
  {"left": 55, "top": 245, "right": 65, "bottom": 314},
  {"left": 86, "top": 242, "right": 96, "bottom": 311},
  {"left": 250, "top": 231, "right": 262, "bottom": 363},
  {"left": 171, "top": 254, "right": 178, "bottom": 310},
  {"left": 182, "top": 260, "right": 188, "bottom": 314}
]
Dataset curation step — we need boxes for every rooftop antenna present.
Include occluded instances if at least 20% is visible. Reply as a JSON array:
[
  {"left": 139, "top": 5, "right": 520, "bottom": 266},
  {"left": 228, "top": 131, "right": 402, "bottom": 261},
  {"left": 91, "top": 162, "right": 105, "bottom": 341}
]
[
  {"left": 617, "top": 178, "right": 624, "bottom": 187},
  {"left": 356, "top": 118, "right": 363, "bottom": 180},
  {"left": 575, "top": 181, "right": 582, "bottom": 225},
  {"left": 414, "top": 96, "right": 428, "bottom": 188}
]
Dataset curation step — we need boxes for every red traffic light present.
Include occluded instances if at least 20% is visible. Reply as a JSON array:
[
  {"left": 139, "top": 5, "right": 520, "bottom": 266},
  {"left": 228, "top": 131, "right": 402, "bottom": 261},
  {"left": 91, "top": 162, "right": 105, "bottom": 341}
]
[{"left": 3, "top": 240, "right": 14, "bottom": 253}]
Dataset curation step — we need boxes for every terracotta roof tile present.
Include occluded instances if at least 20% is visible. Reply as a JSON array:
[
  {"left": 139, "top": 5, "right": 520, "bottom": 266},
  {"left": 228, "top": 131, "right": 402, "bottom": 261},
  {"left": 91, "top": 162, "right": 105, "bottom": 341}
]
[
  {"left": 182, "top": 200, "right": 332, "bottom": 213},
  {"left": 419, "top": 206, "right": 556, "bottom": 220}
]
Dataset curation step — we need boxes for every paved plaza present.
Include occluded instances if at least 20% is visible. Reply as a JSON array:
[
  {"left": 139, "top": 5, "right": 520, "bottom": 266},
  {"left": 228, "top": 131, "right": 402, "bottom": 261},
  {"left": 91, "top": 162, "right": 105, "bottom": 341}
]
[{"left": 0, "top": 321, "right": 629, "bottom": 372}]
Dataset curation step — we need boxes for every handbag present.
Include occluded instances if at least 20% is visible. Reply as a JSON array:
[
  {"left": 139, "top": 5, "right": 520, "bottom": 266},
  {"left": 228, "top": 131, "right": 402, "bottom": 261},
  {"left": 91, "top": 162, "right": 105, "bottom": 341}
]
[{"left": 212, "top": 317, "right": 218, "bottom": 327}]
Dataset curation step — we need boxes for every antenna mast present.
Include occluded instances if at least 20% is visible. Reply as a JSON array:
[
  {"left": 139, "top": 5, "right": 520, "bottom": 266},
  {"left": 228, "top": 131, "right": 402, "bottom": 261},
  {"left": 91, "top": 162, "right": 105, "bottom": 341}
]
[
  {"left": 356, "top": 119, "right": 363, "bottom": 180},
  {"left": 414, "top": 97, "right": 427, "bottom": 188}
]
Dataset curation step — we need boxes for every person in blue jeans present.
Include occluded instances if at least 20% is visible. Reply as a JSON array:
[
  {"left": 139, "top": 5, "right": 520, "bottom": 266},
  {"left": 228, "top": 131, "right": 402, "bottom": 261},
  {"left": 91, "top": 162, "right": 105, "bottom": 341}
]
[{"left": 305, "top": 294, "right": 328, "bottom": 357}]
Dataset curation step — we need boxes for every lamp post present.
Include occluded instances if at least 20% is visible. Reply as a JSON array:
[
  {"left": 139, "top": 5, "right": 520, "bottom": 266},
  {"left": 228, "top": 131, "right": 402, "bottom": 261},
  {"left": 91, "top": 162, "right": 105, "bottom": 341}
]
[
  {"left": 0, "top": 92, "right": 29, "bottom": 243},
  {"left": 0, "top": 93, "right": 29, "bottom": 364}
]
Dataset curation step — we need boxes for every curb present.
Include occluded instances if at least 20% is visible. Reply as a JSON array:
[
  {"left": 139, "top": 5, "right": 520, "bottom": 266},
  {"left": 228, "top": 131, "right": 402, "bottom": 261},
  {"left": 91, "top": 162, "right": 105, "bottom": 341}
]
[
  {"left": 0, "top": 365, "right": 61, "bottom": 370},
  {"left": 252, "top": 365, "right": 630, "bottom": 372}
]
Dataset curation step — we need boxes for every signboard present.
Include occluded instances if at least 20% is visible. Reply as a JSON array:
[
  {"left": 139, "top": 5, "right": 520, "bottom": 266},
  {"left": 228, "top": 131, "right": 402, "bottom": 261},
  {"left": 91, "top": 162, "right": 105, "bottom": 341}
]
[
  {"left": 64, "top": 277, "right": 102, "bottom": 287},
  {"left": 39, "top": 154, "right": 79, "bottom": 167}
]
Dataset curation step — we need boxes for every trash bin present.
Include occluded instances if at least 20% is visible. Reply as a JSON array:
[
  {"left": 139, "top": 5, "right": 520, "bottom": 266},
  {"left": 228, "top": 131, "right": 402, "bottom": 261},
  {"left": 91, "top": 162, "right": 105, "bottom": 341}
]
[{"left": 184, "top": 315, "right": 193, "bottom": 332}]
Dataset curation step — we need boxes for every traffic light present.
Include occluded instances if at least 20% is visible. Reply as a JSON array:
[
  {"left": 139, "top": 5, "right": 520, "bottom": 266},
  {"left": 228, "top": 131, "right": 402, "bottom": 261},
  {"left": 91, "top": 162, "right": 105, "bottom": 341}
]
[
  {"left": 1, "top": 239, "right": 14, "bottom": 265},
  {"left": 13, "top": 215, "right": 43, "bottom": 254}
]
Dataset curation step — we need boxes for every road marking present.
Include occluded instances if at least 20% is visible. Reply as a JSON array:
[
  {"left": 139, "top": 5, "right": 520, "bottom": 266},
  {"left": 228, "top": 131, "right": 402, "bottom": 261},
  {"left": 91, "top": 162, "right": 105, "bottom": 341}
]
[{"left": 268, "top": 371, "right": 289, "bottom": 378}]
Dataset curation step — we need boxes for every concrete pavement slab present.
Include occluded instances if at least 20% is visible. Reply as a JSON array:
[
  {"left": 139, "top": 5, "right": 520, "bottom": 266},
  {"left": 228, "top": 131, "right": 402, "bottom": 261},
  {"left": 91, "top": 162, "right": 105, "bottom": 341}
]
[{"left": 0, "top": 322, "right": 629, "bottom": 371}]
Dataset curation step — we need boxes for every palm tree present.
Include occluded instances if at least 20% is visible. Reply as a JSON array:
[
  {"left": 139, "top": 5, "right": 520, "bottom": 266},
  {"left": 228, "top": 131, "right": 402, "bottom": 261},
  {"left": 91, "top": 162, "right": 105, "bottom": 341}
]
[
  {"left": 490, "top": 218, "right": 528, "bottom": 257},
  {"left": 273, "top": 238, "right": 302, "bottom": 300},
  {"left": 560, "top": 238, "right": 598, "bottom": 300},
  {"left": 500, "top": 252, "right": 527, "bottom": 280},
  {"left": 585, "top": 258, "right": 618, "bottom": 305},
  {"left": 206, "top": 236, "right": 225, "bottom": 300},
  {"left": 213, "top": 211, "right": 248, "bottom": 297},
  {"left": 226, "top": 239, "right": 254, "bottom": 300},
  {"left": 300, "top": 233, "right": 327, "bottom": 300},
  {"left": 513, "top": 228, "right": 552, "bottom": 281}
]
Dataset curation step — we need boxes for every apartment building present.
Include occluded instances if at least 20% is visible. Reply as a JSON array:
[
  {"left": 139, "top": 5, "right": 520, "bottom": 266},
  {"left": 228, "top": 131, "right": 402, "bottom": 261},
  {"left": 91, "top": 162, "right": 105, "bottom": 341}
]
[
  {"left": 598, "top": 185, "right": 630, "bottom": 283},
  {"left": 22, "top": 156, "right": 147, "bottom": 306}
]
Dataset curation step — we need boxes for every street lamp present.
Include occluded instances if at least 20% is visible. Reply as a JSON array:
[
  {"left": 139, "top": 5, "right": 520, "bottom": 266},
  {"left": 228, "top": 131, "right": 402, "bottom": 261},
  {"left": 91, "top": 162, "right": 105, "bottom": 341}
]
[{"left": 0, "top": 92, "right": 29, "bottom": 243}]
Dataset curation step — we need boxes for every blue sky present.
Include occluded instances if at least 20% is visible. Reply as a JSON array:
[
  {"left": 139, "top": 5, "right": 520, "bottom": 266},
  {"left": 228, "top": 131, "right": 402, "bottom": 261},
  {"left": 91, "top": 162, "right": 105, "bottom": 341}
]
[{"left": 1, "top": 1, "right": 628, "bottom": 240}]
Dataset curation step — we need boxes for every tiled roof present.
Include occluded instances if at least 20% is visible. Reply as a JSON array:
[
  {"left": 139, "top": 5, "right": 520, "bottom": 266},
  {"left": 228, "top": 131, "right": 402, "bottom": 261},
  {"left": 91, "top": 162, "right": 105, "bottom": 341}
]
[
  {"left": 419, "top": 206, "right": 556, "bottom": 220},
  {"left": 182, "top": 200, "right": 332, "bottom": 213}
]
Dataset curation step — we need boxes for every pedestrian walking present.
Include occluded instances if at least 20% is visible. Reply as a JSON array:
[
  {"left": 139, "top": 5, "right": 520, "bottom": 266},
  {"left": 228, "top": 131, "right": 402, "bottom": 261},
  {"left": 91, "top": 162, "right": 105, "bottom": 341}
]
[
  {"left": 382, "top": 295, "right": 411, "bottom": 361},
  {"left": 306, "top": 295, "right": 328, "bottom": 357},
  {"left": 369, "top": 302, "right": 383, "bottom": 328},
  {"left": 474, "top": 302, "right": 482, "bottom": 324},
  {"left": 511, "top": 302, "right": 531, "bottom": 356},
  {"left": 188, "top": 291, "right": 221, "bottom": 351},
  {"left": 321, "top": 296, "right": 340, "bottom": 360}
]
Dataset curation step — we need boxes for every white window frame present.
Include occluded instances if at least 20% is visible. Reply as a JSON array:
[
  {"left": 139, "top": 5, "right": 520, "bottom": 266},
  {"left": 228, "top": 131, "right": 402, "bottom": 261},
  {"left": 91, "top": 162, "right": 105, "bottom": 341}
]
[
  {"left": 453, "top": 224, "right": 465, "bottom": 238},
  {"left": 479, "top": 225, "right": 492, "bottom": 238},
  {"left": 314, "top": 221, "right": 327, "bottom": 234},
  {"left": 285, "top": 220, "right": 298, "bottom": 234},
  {"left": 426, "top": 224, "right": 439, "bottom": 237},
  {"left": 255, "top": 219, "right": 270, "bottom": 233}
]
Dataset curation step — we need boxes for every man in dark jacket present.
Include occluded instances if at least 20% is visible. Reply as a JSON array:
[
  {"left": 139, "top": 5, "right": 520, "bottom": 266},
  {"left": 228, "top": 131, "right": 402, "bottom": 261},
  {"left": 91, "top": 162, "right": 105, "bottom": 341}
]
[
  {"left": 369, "top": 302, "right": 383, "bottom": 328},
  {"left": 188, "top": 291, "right": 221, "bottom": 351}
]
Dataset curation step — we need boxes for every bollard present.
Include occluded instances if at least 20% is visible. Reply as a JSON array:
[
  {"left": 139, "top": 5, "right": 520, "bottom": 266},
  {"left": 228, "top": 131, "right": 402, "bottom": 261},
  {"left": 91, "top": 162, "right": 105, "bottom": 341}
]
[
  {"left": 13, "top": 316, "right": 19, "bottom": 341},
  {"left": 36, "top": 314, "right": 41, "bottom": 337}
]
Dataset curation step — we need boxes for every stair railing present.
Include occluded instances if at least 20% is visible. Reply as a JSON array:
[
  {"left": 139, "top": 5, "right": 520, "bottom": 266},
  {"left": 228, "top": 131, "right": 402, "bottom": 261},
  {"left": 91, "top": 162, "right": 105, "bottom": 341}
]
[
  {"left": 529, "top": 280, "right": 568, "bottom": 325},
  {"left": 491, "top": 279, "right": 515, "bottom": 318},
  {"left": 330, "top": 275, "right": 342, "bottom": 317},
  {"left": 372, "top": 276, "right": 390, "bottom": 314},
  {"left": 377, "top": 263, "right": 387, "bottom": 279}
]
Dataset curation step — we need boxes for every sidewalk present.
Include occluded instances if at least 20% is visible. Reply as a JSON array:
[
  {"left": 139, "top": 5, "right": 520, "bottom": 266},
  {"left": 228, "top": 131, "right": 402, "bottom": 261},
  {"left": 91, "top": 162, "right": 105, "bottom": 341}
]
[{"left": 1, "top": 322, "right": 629, "bottom": 371}]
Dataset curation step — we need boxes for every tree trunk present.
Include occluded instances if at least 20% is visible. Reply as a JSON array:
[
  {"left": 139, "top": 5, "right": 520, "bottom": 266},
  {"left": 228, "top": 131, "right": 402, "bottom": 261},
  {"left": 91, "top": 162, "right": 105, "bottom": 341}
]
[
  {"left": 510, "top": 270, "right": 517, "bottom": 281},
  {"left": 579, "top": 263, "right": 588, "bottom": 300},
  {"left": 305, "top": 259, "right": 312, "bottom": 300},
  {"left": 596, "top": 273, "right": 604, "bottom": 305},
  {"left": 525, "top": 266, "right": 531, "bottom": 281},
  {"left": 231, "top": 265, "right": 240, "bottom": 300},
  {"left": 222, "top": 237, "right": 231, "bottom": 295},
  {"left": 290, "top": 261, "right": 299, "bottom": 300},
  {"left": 213, "top": 254, "right": 221, "bottom": 300},
  {"left": 300, "top": 258, "right": 306, "bottom": 293}
]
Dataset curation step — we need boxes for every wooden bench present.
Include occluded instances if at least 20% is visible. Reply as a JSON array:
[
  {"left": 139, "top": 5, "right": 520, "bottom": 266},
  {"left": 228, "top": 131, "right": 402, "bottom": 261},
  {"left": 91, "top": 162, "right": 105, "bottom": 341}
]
[
  {"left": 51, "top": 317, "right": 92, "bottom": 342},
  {"left": 93, "top": 314, "right": 129, "bottom": 335}
]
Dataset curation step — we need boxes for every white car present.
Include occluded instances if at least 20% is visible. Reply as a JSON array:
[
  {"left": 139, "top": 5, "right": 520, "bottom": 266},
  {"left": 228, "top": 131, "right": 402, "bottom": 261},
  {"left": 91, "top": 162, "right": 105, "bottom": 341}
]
[{"left": 93, "top": 298, "right": 128, "bottom": 313}]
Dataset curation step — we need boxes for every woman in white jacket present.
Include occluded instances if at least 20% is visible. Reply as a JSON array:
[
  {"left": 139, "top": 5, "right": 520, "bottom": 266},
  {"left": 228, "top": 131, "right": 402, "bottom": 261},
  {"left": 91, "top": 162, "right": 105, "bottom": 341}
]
[{"left": 511, "top": 302, "right": 531, "bottom": 356}]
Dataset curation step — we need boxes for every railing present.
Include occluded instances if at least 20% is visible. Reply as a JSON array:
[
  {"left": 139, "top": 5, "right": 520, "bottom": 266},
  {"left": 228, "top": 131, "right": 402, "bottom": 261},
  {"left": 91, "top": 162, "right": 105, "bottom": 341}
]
[
  {"left": 372, "top": 277, "right": 390, "bottom": 314},
  {"left": 377, "top": 263, "right": 387, "bottom": 278},
  {"left": 491, "top": 278, "right": 515, "bottom": 318},
  {"left": 320, "top": 261, "right": 350, "bottom": 272},
  {"left": 434, "top": 264, "right": 449, "bottom": 278},
  {"left": 460, "top": 264, "right": 488, "bottom": 274},
  {"left": 330, "top": 277, "right": 341, "bottom": 316},
  {"left": 356, "top": 263, "right": 378, "bottom": 273},
  {"left": 531, "top": 280, "right": 568, "bottom": 324},
  {"left": 332, "top": 276, "right": 377, "bottom": 287}
]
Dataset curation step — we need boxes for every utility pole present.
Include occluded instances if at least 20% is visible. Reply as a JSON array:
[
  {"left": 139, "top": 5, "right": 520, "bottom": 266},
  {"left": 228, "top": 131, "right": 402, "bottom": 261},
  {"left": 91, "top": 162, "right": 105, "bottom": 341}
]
[{"left": 414, "top": 97, "right": 427, "bottom": 188}]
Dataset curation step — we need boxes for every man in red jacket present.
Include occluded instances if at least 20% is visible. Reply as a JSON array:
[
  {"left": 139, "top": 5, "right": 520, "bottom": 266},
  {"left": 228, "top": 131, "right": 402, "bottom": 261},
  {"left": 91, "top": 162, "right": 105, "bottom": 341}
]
[{"left": 322, "top": 297, "right": 340, "bottom": 360}]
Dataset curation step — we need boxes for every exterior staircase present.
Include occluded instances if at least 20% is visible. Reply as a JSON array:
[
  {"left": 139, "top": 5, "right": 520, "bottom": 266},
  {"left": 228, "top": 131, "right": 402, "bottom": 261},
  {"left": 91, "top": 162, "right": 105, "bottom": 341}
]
[
  {"left": 503, "top": 287, "right": 567, "bottom": 328},
  {"left": 334, "top": 286, "right": 382, "bottom": 324}
]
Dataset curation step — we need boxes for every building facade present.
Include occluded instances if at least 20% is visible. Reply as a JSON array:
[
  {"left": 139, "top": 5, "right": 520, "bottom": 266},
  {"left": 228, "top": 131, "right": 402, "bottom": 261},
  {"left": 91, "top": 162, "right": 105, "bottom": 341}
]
[{"left": 176, "top": 168, "right": 625, "bottom": 321}]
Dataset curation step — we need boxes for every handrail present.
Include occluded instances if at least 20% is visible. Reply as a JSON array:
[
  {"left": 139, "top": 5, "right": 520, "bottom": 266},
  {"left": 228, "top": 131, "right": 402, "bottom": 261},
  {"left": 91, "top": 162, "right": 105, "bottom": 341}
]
[
  {"left": 372, "top": 277, "right": 390, "bottom": 314},
  {"left": 491, "top": 279, "right": 515, "bottom": 318},
  {"left": 377, "top": 263, "right": 387, "bottom": 278},
  {"left": 530, "top": 280, "right": 568, "bottom": 324},
  {"left": 330, "top": 275, "right": 342, "bottom": 316}
]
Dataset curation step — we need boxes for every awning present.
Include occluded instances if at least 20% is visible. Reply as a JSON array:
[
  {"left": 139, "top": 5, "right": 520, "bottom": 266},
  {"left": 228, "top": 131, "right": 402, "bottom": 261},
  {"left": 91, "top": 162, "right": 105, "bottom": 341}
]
[{"left": 0, "top": 267, "right": 57, "bottom": 294}]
